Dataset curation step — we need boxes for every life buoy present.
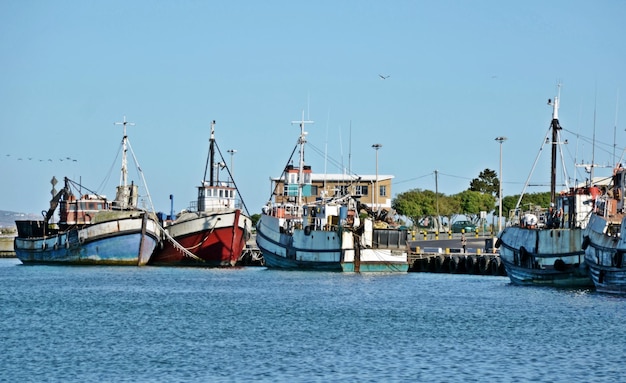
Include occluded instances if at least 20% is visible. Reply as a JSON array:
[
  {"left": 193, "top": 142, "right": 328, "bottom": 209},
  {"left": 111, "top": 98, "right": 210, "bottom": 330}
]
[
  {"left": 581, "top": 236, "right": 590, "bottom": 250},
  {"left": 554, "top": 259, "right": 566, "bottom": 271}
]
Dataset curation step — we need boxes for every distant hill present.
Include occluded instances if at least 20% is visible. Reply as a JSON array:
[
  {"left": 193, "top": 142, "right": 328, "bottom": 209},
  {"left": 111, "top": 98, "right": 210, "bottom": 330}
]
[{"left": 0, "top": 210, "right": 40, "bottom": 228}]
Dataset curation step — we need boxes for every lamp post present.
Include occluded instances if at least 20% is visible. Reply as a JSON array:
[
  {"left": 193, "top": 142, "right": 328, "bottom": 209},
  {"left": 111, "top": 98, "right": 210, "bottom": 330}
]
[
  {"left": 227, "top": 149, "right": 237, "bottom": 183},
  {"left": 495, "top": 136, "right": 507, "bottom": 233},
  {"left": 372, "top": 144, "right": 382, "bottom": 211}
]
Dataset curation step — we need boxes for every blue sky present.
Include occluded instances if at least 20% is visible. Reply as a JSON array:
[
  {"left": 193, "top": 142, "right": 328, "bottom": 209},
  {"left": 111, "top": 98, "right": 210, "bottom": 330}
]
[{"left": 1, "top": 1, "right": 625, "bottom": 217}]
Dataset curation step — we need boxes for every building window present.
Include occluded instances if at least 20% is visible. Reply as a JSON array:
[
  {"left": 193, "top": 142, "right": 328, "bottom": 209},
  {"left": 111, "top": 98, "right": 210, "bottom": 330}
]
[
  {"left": 356, "top": 185, "right": 369, "bottom": 196},
  {"left": 311, "top": 185, "right": 318, "bottom": 197},
  {"left": 379, "top": 185, "right": 387, "bottom": 197}
]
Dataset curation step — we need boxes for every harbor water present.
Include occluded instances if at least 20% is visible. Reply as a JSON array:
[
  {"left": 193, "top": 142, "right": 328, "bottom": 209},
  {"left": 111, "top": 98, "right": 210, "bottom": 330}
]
[{"left": 1, "top": 258, "right": 624, "bottom": 382}]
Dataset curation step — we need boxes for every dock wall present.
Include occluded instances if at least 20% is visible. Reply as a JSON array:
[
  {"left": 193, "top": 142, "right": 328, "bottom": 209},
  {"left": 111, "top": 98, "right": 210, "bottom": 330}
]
[
  {"left": 0, "top": 236, "right": 15, "bottom": 258},
  {"left": 408, "top": 252, "right": 506, "bottom": 276}
]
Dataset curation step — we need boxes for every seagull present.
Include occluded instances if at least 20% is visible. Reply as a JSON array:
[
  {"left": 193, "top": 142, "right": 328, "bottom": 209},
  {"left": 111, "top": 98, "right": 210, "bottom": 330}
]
[{"left": 379, "top": 74, "right": 390, "bottom": 80}]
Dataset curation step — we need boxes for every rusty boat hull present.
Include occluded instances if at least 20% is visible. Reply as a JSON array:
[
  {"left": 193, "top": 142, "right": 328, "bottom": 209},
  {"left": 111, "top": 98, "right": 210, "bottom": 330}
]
[
  {"left": 497, "top": 226, "right": 592, "bottom": 287},
  {"left": 14, "top": 212, "right": 160, "bottom": 266},
  {"left": 151, "top": 209, "right": 251, "bottom": 267},
  {"left": 582, "top": 214, "right": 626, "bottom": 294}
]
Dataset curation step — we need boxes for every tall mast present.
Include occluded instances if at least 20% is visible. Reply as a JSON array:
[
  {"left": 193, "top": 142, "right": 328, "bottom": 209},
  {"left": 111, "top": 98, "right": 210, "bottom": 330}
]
[
  {"left": 291, "top": 112, "right": 314, "bottom": 206},
  {"left": 203, "top": 120, "right": 216, "bottom": 186},
  {"left": 548, "top": 85, "right": 562, "bottom": 205},
  {"left": 114, "top": 116, "right": 135, "bottom": 188},
  {"left": 209, "top": 120, "right": 216, "bottom": 187}
]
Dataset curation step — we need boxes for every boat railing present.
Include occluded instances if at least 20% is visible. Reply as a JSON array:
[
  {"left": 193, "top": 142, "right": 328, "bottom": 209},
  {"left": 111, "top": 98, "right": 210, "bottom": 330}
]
[
  {"left": 263, "top": 203, "right": 304, "bottom": 219},
  {"left": 372, "top": 228, "right": 411, "bottom": 249},
  {"left": 187, "top": 199, "right": 241, "bottom": 213}
]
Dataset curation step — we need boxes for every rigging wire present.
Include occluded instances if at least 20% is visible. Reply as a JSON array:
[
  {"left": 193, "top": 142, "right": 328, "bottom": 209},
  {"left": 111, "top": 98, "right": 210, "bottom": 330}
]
[
  {"left": 97, "top": 142, "right": 123, "bottom": 194},
  {"left": 126, "top": 139, "right": 157, "bottom": 214},
  {"left": 213, "top": 141, "right": 250, "bottom": 217}
]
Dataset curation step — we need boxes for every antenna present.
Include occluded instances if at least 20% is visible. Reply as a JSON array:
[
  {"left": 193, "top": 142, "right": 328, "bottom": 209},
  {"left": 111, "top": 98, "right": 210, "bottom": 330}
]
[
  {"left": 615, "top": 89, "right": 620, "bottom": 165},
  {"left": 291, "top": 111, "right": 314, "bottom": 206},
  {"left": 349, "top": 120, "right": 352, "bottom": 177},
  {"left": 324, "top": 109, "right": 330, "bottom": 193},
  {"left": 114, "top": 116, "right": 135, "bottom": 188},
  {"left": 592, "top": 86, "right": 597, "bottom": 182}
]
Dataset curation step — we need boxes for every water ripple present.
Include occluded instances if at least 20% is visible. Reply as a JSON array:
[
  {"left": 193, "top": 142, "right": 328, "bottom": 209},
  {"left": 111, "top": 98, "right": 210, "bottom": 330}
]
[{"left": 0, "top": 262, "right": 624, "bottom": 382}]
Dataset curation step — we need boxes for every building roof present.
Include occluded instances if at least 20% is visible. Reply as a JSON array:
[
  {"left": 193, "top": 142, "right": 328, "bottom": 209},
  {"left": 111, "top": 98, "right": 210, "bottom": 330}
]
[{"left": 271, "top": 173, "right": 394, "bottom": 182}]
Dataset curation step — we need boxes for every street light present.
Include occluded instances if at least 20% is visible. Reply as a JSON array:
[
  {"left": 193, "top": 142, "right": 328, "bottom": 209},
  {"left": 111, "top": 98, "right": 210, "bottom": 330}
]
[
  {"left": 227, "top": 149, "right": 237, "bottom": 183},
  {"left": 495, "top": 136, "right": 507, "bottom": 233},
  {"left": 372, "top": 144, "right": 382, "bottom": 211}
]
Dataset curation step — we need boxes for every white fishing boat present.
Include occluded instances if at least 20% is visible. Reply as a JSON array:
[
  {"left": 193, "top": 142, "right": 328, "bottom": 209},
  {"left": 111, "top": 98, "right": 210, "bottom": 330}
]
[
  {"left": 496, "top": 88, "right": 595, "bottom": 287},
  {"left": 255, "top": 115, "right": 409, "bottom": 272},
  {"left": 582, "top": 165, "right": 626, "bottom": 294}
]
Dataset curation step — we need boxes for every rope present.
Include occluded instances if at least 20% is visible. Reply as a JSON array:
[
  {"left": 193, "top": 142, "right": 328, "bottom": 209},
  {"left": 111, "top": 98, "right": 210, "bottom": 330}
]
[
  {"left": 158, "top": 215, "right": 222, "bottom": 262},
  {"left": 158, "top": 222, "right": 205, "bottom": 263},
  {"left": 180, "top": 218, "right": 219, "bottom": 251}
]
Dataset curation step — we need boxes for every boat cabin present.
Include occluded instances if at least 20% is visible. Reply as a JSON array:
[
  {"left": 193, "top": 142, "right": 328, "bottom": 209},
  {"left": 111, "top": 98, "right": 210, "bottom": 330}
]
[
  {"left": 595, "top": 165, "right": 626, "bottom": 223},
  {"left": 196, "top": 182, "right": 237, "bottom": 211},
  {"left": 59, "top": 194, "right": 110, "bottom": 225},
  {"left": 112, "top": 184, "right": 139, "bottom": 210},
  {"left": 283, "top": 164, "right": 313, "bottom": 199},
  {"left": 510, "top": 187, "right": 595, "bottom": 230}
]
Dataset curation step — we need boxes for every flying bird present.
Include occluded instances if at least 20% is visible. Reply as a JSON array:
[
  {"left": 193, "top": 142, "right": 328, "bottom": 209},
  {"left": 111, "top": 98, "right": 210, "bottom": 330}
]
[{"left": 379, "top": 74, "right": 390, "bottom": 80}]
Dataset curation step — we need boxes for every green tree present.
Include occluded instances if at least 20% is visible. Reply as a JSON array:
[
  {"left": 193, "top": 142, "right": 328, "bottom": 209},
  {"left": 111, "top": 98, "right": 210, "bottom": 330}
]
[
  {"left": 250, "top": 213, "right": 261, "bottom": 227},
  {"left": 455, "top": 190, "right": 496, "bottom": 223},
  {"left": 438, "top": 194, "right": 460, "bottom": 230},
  {"left": 392, "top": 188, "right": 439, "bottom": 227},
  {"left": 469, "top": 168, "right": 499, "bottom": 196}
]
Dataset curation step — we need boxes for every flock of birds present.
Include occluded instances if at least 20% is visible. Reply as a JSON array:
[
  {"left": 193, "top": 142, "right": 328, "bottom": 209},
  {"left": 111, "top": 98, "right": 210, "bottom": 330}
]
[{"left": 3, "top": 154, "right": 78, "bottom": 163}]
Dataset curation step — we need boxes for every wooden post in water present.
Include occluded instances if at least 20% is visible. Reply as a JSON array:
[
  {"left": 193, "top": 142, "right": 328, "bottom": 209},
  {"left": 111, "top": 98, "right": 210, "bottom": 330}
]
[{"left": 354, "top": 242, "right": 361, "bottom": 273}]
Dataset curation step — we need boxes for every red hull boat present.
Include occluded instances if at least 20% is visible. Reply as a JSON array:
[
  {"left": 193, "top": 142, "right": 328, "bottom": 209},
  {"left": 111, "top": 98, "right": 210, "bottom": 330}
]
[
  {"left": 153, "top": 210, "right": 249, "bottom": 266},
  {"left": 151, "top": 121, "right": 251, "bottom": 267}
]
